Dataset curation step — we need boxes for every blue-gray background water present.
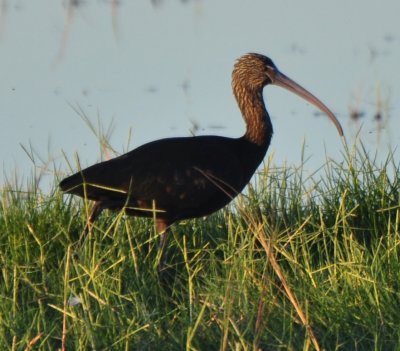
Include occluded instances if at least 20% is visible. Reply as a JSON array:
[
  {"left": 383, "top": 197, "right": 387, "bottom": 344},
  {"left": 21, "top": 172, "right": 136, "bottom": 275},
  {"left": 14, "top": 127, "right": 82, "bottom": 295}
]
[{"left": 0, "top": 0, "right": 398, "bottom": 190}]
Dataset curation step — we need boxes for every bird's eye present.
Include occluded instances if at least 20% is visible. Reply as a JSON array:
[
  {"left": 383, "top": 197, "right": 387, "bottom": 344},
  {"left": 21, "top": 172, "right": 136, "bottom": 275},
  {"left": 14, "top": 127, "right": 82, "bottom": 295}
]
[{"left": 265, "top": 67, "right": 277, "bottom": 82}]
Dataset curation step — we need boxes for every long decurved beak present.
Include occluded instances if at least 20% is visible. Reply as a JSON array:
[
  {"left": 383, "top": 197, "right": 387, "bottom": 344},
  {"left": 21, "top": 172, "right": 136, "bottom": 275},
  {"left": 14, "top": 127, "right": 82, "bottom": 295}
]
[{"left": 272, "top": 70, "right": 343, "bottom": 136}]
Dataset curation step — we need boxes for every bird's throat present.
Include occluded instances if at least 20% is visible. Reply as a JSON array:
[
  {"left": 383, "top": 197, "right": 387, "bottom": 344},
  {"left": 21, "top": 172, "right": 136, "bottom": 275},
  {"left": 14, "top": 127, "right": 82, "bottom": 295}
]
[{"left": 237, "top": 88, "right": 273, "bottom": 147}]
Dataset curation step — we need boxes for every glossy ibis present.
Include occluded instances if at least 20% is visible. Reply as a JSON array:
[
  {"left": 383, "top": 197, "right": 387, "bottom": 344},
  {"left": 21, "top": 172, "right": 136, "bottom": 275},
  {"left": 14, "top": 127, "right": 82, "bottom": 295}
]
[{"left": 60, "top": 53, "right": 343, "bottom": 271}]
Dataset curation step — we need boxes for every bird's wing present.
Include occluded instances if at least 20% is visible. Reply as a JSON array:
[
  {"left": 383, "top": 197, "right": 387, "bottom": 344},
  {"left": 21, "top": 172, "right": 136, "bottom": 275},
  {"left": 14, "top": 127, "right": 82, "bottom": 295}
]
[
  {"left": 115, "top": 138, "right": 244, "bottom": 207},
  {"left": 60, "top": 136, "right": 246, "bottom": 218}
]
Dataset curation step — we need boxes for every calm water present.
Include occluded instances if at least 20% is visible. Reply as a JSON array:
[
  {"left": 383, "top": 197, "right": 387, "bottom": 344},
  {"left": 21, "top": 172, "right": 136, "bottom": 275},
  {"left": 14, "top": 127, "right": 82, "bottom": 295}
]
[{"left": 0, "top": 0, "right": 399, "bottom": 190}]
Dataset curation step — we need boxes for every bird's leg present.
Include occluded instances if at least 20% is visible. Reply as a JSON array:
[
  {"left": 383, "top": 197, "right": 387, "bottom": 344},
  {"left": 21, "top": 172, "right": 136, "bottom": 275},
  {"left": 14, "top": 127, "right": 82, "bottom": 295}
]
[
  {"left": 156, "top": 219, "right": 171, "bottom": 273},
  {"left": 76, "top": 201, "right": 104, "bottom": 250}
]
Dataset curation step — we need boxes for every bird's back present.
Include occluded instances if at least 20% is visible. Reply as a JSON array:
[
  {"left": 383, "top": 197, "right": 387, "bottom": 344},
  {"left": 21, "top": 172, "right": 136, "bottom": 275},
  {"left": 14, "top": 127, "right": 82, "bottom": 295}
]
[{"left": 59, "top": 135, "right": 267, "bottom": 221}]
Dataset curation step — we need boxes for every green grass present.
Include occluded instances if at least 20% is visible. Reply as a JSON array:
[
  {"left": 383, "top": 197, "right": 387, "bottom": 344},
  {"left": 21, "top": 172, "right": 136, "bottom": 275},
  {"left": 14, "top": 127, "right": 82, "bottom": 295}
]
[{"left": 1, "top": 142, "right": 400, "bottom": 350}]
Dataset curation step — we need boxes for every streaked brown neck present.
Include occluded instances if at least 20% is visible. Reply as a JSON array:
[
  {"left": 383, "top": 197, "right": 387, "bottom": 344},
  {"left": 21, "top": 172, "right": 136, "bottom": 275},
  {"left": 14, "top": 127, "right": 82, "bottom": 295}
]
[{"left": 233, "top": 83, "right": 273, "bottom": 147}]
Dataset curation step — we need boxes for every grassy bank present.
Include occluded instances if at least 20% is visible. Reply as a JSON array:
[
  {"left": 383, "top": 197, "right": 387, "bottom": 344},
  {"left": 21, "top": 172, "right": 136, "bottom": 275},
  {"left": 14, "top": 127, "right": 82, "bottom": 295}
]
[{"left": 1, "top": 143, "right": 400, "bottom": 350}]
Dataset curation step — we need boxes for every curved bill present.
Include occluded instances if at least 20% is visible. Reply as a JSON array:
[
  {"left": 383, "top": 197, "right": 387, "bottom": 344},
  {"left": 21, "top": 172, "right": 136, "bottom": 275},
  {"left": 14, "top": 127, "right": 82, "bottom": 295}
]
[{"left": 272, "top": 70, "right": 343, "bottom": 136}]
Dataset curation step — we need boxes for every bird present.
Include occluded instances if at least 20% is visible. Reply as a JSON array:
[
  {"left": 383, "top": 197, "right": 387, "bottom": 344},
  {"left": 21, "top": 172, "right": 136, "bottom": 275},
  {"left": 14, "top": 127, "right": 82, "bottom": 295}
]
[{"left": 59, "top": 53, "right": 343, "bottom": 272}]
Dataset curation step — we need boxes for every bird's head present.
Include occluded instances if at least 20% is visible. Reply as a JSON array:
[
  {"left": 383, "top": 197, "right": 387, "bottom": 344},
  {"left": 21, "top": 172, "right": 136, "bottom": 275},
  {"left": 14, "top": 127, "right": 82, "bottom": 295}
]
[
  {"left": 232, "top": 53, "right": 344, "bottom": 136},
  {"left": 232, "top": 53, "right": 278, "bottom": 90}
]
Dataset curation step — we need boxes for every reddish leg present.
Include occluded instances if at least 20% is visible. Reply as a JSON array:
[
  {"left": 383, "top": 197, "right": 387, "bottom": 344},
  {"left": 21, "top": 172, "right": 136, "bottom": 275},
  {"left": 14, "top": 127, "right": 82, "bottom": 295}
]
[
  {"left": 156, "top": 219, "right": 172, "bottom": 273},
  {"left": 77, "top": 201, "right": 104, "bottom": 247}
]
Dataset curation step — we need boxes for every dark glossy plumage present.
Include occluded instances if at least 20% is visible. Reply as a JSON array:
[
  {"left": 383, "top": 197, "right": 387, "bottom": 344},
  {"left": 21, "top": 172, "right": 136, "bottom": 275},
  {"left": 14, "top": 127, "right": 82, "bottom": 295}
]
[
  {"left": 60, "top": 136, "right": 267, "bottom": 221},
  {"left": 60, "top": 53, "right": 343, "bottom": 271}
]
